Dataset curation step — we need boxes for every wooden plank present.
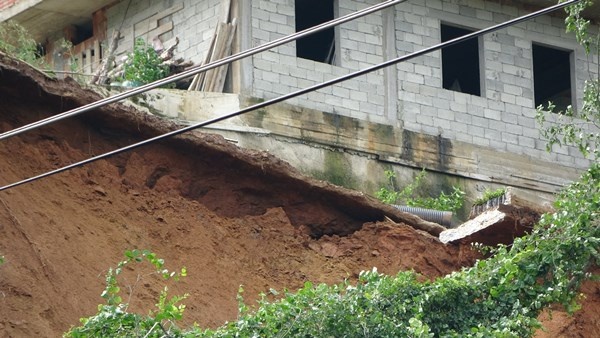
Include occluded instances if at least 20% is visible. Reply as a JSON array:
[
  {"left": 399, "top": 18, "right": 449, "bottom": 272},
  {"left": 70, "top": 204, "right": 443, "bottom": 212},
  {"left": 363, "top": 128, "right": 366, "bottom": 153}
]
[
  {"left": 230, "top": 0, "right": 241, "bottom": 93},
  {"left": 212, "top": 23, "right": 233, "bottom": 91},
  {"left": 92, "top": 8, "right": 107, "bottom": 41},
  {"left": 220, "top": 0, "right": 232, "bottom": 23},
  {"left": 202, "top": 22, "right": 229, "bottom": 91},
  {"left": 91, "top": 39, "right": 100, "bottom": 72},
  {"left": 144, "top": 22, "right": 174, "bottom": 40},
  {"left": 213, "top": 20, "right": 237, "bottom": 92},
  {"left": 134, "top": 3, "right": 184, "bottom": 35},
  {"left": 83, "top": 48, "right": 92, "bottom": 74}
]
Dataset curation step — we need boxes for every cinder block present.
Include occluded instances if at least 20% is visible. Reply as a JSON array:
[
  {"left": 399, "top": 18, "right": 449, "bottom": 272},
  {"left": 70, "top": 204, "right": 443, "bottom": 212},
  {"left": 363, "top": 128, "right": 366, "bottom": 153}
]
[
  {"left": 473, "top": 136, "right": 491, "bottom": 147},
  {"left": 438, "top": 109, "right": 456, "bottom": 121},
  {"left": 454, "top": 112, "right": 472, "bottom": 124},
  {"left": 500, "top": 92, "right": 516, "bottom": 104}
]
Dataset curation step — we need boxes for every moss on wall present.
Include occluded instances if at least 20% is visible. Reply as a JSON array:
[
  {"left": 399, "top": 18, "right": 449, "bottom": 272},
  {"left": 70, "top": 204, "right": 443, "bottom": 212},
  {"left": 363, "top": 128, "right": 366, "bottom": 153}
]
[{"left": 312, "top": 150, "right": 358, "bottom": 190}]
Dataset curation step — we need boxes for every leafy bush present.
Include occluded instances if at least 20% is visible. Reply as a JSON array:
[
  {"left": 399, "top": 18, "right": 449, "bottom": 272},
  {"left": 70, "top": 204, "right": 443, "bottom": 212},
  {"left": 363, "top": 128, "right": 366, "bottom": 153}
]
[
  {"left": 64, "top": 249, "right": 187, "bottom": 338},
  {"left": 122, "top": 38, "right": 168, "bottom": 86},
  {"left": 375, "top": 169, "right": 465, "bottom": 212},
  {"left": 0, "top": 21, "right": 46, "bottom": 68}
]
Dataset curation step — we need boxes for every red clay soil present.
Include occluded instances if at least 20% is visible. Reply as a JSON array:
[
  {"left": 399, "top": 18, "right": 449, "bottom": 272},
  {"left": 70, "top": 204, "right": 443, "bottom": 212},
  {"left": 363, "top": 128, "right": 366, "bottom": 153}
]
[{"left": 0, "top": 55, "right": 598, "bottom": 337}]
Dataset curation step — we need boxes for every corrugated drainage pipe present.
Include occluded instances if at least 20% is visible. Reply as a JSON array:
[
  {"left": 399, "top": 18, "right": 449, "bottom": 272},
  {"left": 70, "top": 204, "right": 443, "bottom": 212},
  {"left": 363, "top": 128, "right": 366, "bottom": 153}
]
[{"left": 393, "top": 205, "right": 453, "bottom": 228}]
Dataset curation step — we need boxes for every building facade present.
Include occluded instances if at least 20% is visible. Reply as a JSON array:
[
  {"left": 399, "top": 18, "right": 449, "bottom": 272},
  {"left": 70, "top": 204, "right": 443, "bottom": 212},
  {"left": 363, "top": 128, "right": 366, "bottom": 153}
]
[{"left": 1, "top": 0, "right": 597, "bottom": 201}]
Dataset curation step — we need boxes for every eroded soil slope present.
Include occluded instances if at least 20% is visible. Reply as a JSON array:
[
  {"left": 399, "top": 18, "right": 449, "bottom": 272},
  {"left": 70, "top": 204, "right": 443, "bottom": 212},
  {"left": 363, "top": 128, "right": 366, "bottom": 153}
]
[{"left": 0, "top": 55, "right": 597, "bottom": 337}]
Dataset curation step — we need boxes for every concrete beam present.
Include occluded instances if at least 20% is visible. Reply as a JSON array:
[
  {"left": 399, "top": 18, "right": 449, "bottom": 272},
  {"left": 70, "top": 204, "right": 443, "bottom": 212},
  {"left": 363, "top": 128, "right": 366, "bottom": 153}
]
[{"left": 1, "top": 0, "right": 116, "bottom": 42}]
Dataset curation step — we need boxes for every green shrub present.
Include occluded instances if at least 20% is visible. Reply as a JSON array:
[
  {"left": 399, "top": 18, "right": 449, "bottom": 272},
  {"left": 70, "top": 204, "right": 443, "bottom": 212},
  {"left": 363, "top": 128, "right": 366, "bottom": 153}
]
[
  {"left": 0, "top": 21, "right": 46, "bottom": 68},
  {"left": 122, "top": 38, "right": 168, "bottom": 86},
  {"left": 64, "top": 249, "right": 187, "bottom": 338}
]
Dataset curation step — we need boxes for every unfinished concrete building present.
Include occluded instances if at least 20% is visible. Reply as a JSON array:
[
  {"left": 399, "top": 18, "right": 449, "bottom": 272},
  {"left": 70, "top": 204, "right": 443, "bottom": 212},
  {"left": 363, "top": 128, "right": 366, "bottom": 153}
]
[{"left": 1, "top": 0, "right": 597, "bottom": 207}]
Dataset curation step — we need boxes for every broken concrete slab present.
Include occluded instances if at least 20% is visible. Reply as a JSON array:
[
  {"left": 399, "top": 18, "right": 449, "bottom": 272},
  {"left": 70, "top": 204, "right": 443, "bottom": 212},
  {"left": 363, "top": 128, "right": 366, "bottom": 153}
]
[{"left": 440, "top": 188, "right": 548, "bottom": 245}]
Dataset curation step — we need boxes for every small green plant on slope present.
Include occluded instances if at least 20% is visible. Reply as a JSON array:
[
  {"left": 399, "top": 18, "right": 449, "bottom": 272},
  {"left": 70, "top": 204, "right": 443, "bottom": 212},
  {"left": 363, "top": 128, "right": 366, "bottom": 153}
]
[
  {"left": 64, "top": 249, "right": 188, "bottom": 338},
  {"left": 473, "top": 187, "right": 507, "bottom": 206},
  {"left": 121, "top": 38, "right": 168, "bottom": 86},
  {"left": 375, "top": 169, "right": 465, "bottom": 212},
  {"left": 0, "top": 20, "right": 46, "bottom": 68}
]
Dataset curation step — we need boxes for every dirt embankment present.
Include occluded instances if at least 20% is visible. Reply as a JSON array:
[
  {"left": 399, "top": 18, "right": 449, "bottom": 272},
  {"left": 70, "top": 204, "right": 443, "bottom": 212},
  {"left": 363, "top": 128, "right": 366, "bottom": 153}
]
[{"left": 0, "top": 55, "right": 597, "bottom": 337}]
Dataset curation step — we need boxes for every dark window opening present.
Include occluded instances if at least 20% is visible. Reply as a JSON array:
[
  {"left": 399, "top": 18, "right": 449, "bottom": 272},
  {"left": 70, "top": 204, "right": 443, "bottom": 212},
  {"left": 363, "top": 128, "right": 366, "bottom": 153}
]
[
  {"left": 72, "top": 20, "right": 94, "bottom": 45},
  {"left": 441, "top": 24, "right": 481, "bottom": 96},
  {"left": 533, "top": 44, "right": 572, "bottom": 112},
  {"left": 295, "top": 0, "right": 335, "bottom": 64}
]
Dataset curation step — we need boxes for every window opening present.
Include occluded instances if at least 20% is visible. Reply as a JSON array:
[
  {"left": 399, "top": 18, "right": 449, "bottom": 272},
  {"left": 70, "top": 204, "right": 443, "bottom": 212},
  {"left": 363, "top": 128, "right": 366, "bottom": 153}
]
[
  {"left": 295, "top": 0, "right": 335, "bottom": 64},
  {"left": 441, "top": 24, "right": 481, "bottom": 96},
  {"left": 532, "top": 43, "right": 572, "bottom": 112},
  {"left": 71, "top": 19, "right": 94, "bottom": 45}
]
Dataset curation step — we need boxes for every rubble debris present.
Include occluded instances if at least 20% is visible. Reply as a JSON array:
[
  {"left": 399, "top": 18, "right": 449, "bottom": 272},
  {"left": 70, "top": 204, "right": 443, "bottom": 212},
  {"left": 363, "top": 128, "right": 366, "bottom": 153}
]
[{"left": 439, "top": 188, "right": 547, "bottom": 245}]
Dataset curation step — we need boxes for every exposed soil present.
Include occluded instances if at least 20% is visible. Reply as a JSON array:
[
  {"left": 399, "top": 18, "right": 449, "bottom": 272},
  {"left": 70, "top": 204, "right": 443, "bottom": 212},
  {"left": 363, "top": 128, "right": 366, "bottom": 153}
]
[{"left": 0, "top": 54, "right": 598, "bottom": 337}]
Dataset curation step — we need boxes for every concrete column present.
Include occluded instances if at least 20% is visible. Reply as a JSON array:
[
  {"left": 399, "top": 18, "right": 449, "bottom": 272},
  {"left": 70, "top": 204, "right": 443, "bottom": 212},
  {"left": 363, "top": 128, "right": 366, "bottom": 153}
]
[
  {"left": 233, "top": 0, "right": 253, "bottom": 96},
  {"left": 382, "top": 6, "right": 399, "bottom": 125}
]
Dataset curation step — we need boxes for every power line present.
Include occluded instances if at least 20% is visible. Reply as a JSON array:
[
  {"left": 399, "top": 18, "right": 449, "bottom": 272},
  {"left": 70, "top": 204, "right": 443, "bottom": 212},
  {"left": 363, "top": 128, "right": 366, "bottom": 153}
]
[
  {"left": 0, "top": 0, "right": 580, "bottom": 192},
  {"left": 0, "top": 0, "right": 408, "bottom": 141}
]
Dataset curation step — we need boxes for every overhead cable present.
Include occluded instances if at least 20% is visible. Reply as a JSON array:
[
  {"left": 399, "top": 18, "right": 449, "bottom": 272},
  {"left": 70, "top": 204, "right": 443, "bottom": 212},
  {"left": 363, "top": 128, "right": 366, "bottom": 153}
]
[
  {"left": 0, "top": 0, "right": 580, "bottom": 192},
  {"left": 0, "top": 0, "right": 408, "bottom": 141}
]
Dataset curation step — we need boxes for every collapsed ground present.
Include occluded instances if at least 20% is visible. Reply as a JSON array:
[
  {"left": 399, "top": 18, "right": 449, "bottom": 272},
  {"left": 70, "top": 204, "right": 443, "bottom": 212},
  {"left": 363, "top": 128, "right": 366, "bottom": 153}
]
[{"left": 0, "top": 55, "right": 597, "bottom": 337}]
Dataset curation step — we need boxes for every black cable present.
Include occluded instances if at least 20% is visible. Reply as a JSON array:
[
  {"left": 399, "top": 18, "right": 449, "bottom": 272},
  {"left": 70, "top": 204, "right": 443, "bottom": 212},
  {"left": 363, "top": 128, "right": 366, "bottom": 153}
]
[
  {"left": 0, "top": 0, "right": 580, "bottom": 192},
  {"left": 0, "top": 0, "right": 408, "bottom": 141}
]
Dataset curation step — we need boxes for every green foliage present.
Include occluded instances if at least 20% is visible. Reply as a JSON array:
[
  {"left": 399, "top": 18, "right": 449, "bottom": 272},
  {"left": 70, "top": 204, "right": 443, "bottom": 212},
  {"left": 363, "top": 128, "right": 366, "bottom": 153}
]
[
  {"left": 64, "top": 249, "right": 188, "bottom": 338},
  {"left": 0, "top": 21, "right": 46, "bottom": 68},
  {"left": 473, "top": 188, "right": 507, "bottom": 206},
  {"left": 122, "top": 38, "right": 168, "bottom": 85},
  {"left": 563, "top": 0, "right": 592, "bottom": 52},
  {"left": 375, "top": 169, "right": 465, "bottom": 212},
  {"left": 0, "top": 255, "right": 4, "bottom": 265}
]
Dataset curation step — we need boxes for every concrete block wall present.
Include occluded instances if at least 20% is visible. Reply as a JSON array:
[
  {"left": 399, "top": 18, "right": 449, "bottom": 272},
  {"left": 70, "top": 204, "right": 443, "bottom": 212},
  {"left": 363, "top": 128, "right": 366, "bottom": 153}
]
[
  {"left": 250, "top": 0, "right": 595, "bottom": 168},
  {"left": 106, "top": 0, "right": 220, "bottom": 65},
  {"left": 395, "top": 0, "right": 595, "bottom": 168},
  {"left": 103, "top": 0, "right": 596, "bottom": 169},
  {"left": 250, "top": 0, "right": 387, "bottom": 123}
]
